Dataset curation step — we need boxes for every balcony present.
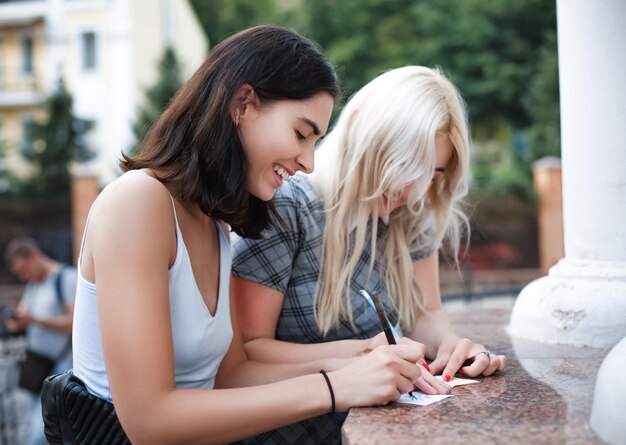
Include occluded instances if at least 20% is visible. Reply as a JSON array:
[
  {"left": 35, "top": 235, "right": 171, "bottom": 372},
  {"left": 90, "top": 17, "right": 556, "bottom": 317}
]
[
  {"left": 0, "top": 1, "right": 45, "bottom": 27},
  {"left": 0, "top": 76, "right": 44, "bottom": 107}
]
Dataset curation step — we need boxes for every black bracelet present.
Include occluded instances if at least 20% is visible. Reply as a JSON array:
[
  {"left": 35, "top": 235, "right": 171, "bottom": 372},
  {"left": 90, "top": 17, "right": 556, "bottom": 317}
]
[{"left": 319, "top": 370, "right": 335, "bottom": 413}]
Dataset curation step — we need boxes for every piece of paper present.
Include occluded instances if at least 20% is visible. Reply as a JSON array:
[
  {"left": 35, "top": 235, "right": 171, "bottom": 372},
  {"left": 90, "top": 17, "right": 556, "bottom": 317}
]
[
  {"left": 434, "top": 375, "right": 479, "bottom": 388},
  {"left": 397, "top": 376, "right": 479, "bottom": 406},
  {"left": 398, "top": 392, "right": 453, "bottom": 406}
]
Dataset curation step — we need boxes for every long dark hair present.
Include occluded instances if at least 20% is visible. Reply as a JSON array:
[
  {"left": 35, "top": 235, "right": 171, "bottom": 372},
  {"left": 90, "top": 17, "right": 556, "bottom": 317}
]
[{"left": 121, "top": 25, "right": 340, "bottom": 237}]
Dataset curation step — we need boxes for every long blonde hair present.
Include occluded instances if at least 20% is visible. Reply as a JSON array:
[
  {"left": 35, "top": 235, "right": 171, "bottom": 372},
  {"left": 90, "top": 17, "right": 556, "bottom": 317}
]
[{"left": 309, "top": 66, "right": 470, "bottom": 335}]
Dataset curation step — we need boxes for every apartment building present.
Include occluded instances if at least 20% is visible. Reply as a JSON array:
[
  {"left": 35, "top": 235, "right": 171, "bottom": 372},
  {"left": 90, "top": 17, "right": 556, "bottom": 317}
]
[{"left": 0, "top": 0, "right": 208, "bottom": 185}]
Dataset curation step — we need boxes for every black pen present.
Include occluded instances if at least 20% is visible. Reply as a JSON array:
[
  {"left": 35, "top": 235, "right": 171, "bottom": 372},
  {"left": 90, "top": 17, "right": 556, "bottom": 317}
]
[
  {"left": 369, "top": 292, "right": 396, "bottom": 345},
  {"left": 360, "top": 290, "right": 417, "bottom": 398}
]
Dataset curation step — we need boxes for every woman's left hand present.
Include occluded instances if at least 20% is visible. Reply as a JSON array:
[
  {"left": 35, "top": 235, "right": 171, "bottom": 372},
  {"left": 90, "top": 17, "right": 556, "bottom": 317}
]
[{"left": 426, "top": 335, "right": 507, "bottom": 381}]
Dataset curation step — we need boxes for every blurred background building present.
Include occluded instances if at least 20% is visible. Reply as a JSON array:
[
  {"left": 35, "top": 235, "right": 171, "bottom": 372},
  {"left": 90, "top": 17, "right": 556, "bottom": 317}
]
[
  {"left": 0, "top": 0, "right": 563, "bottom": 296},
  {"left": 0, "top": 0, "right": 565, "bottom": 297},
  {"left": 0, "top": 0, "right": 207, "bottom": 289},
  {"left": 0, "top": 0, "right": 207, "bottom": 186}
]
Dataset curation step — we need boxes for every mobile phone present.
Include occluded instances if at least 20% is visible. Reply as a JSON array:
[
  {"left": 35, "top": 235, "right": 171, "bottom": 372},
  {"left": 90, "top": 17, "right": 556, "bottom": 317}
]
[{"left": 2, "top": 308, "right": 17, "bottom": 319}]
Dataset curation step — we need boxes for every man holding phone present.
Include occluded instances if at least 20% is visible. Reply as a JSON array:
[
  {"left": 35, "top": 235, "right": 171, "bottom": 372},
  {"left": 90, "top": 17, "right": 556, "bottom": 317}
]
[{"left": 3, "top": 237, "right": 76, "bottom": 445}]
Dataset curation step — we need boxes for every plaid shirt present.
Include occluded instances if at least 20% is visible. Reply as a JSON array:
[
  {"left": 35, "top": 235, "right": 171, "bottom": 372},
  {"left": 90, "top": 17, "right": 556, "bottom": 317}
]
[{"left": 231, "top": 174, "right": 434, "bottom": 445}]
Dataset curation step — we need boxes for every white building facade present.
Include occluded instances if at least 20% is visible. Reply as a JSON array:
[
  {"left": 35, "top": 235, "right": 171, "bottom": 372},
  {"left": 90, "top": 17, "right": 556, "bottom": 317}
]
[{"left": 0, "top": 0, "right": 208, "bottom": 184}]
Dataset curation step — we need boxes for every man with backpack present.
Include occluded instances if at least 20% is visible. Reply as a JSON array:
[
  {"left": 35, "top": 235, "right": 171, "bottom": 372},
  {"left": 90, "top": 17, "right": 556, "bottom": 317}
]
[{"left": 4, "top": 237, "right": 76, "bottom": 445}]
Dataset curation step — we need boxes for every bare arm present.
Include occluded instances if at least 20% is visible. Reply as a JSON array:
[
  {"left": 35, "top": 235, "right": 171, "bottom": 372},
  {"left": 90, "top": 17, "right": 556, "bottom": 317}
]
[
  {"left": 89, "top": 174, "right": 424, "bottom": 445},
  {"left": 7, "top": 302, "right": 73, "bottom": 335},
  {"left": 408, "top": 251, "right": 507, "bottom": 379},
  {"left": 29, "top": 303, "right": 74, "bottom": 334},
  {"left": 215, "top": 287, "right": 360, "bottom": 387},
  {"left": 406, "top": 251, "right": 456, "bottom": 358},
  {"left": 231, "top": 271, "right": 448, "bottom": 395},
  {"left": 232, "top": 276, "right": 369, "bottom": 367}
]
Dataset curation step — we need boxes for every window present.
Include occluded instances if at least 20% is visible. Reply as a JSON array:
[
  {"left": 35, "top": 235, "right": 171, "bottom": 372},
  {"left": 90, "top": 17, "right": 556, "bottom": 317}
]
[
  {"left": 81, "top": 31, "right": 97, "bottom": 71},
  {"left": 21, "top": 36, "right": 34, "bottom": 74},
  {"left": 0, "top": 35, "right": 4, "bottom": 86},
  {"left": 20, "top": 114, "right": 35, "bottom": 155}
]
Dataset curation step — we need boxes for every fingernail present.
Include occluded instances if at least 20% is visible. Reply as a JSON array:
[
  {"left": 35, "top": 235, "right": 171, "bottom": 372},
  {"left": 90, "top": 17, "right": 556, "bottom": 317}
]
[
  {"left": 444, "top": 375, "right": 451, "bottom": 382},
  {"left": 459, "top": 368, "right": 465, "bottom": 375},
  {"left": 422, "top": 363, "right": 431, "bottom": 372}
]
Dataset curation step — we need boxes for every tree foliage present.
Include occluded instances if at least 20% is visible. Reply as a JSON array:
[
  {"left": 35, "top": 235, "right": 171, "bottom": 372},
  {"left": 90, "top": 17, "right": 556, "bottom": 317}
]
[
  {"left": 299, "top": 0, "right": 556, "bottom": 129},
  {"left": 0, "top": 136, "right": 14, "bottom": 194},
  {"left": 190, "top": 0, "right": 280, "bottom": 45},
  {"left": 130, "top": 46, "right": 183, "bottom": 154},
  {"left": 20, "top": 79, "right": 94, "bottom": 197},
  {"left": 189, "top": 0, "right": 560, "bottom": 199},
  {"left": 522, "top": 29, "right": 560, "bottom": 161}
]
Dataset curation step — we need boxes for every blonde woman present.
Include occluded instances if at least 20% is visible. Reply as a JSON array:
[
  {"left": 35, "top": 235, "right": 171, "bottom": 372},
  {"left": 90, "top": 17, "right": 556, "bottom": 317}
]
[{"left": 231, "top": 66, "right": 507, "bottom": 444}]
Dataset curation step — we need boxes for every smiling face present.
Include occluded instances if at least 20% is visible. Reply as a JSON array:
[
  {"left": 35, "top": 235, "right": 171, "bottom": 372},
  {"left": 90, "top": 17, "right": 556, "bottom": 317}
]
[
  {"left": 237, "top": 92, "right": 334, "bottom": 201},
  {"left": 379, "top": 132, "right": 453, "bottom": 220}
]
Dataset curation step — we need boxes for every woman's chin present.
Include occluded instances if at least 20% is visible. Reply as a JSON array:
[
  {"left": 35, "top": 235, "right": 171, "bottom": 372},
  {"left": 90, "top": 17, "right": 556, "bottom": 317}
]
[{"left": 248, "top": 186, "right": 275, "bottom": 202}]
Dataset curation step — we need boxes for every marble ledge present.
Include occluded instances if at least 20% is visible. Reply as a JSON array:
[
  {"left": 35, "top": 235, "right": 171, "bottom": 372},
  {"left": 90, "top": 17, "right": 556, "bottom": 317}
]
[{"left": 342, "top": 308, "right": 609, "bottom": 445}]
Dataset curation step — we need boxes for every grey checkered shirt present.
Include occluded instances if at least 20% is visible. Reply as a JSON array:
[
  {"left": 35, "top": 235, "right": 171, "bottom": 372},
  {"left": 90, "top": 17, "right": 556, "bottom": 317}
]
[{"left": 231, "top": 174, "right": 434, "bottom": 445}]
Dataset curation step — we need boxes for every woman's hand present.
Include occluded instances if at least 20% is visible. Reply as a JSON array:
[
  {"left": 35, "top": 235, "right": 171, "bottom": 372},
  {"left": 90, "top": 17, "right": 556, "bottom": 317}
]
[
  {"left": 328, "top": 344, "right": 426, "bottom": 410},
  {"left": 427, "top": 335, "right": 507, "bottom": 381},
  {"left": 412, "top": 369, "right": 451, "bottom": 395},
  {"left": 350, "top": 335, "right": 451, "bottom": 395}
]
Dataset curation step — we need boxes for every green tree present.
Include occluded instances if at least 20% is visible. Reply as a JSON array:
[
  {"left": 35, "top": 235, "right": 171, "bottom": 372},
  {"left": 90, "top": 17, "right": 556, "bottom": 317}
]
[
  {"left": 523, "top": 29, "right": 560, "bottom": 161},
  {"left": 130, "top": 46, "right": 183, "bottom": 154},
  {"left": 473, "top": 28, "right": 560, "bottom": 199},
  {"left": 0, "top": 136, "right": 13, "bottom": 194},
  {"left": 190, "top": 0, "right": 280, "bottom": 45},
  {"left": 20, "top": 78, "right": 94, "bottom": 197},
  {"left": 298, "top": 0, "right": 558, "bottom": 200},
  {"left": 299, "top": 0, "right": 556, "bottom": 130},
  {"left": 188, "top": 0, "right": 560, "bottom": 199},
  {"left": 189, "top": 0, "right": 557, "bottom": 134}
]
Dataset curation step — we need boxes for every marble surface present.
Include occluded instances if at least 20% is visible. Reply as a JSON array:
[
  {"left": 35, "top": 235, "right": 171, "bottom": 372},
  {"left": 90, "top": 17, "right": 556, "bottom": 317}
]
[{"left": 342, "top": 308, "right": 609, "bottom": 445}]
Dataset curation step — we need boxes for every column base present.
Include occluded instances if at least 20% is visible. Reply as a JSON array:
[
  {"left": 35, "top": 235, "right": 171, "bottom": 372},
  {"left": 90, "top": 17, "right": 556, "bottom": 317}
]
[
  {"left": 508, "top": 258, "right": 626, "bottom": 347},
  {"left": 590, "top": 336, "right": 626, "bottom": 444}
]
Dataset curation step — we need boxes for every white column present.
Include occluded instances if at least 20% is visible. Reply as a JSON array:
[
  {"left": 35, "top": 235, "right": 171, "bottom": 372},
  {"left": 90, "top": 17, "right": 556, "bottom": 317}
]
[
  {"left": 589, "top": 337, "right": 626, "bottom": 444},
  {"left": 508, "top": 0, "right": 626, "bottom": 348}
]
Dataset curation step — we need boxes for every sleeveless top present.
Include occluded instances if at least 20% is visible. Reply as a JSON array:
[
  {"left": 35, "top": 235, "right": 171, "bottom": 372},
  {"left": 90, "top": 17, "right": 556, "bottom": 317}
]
[{"left": 72, "top": 171, "right": 233, "bottom": 402}]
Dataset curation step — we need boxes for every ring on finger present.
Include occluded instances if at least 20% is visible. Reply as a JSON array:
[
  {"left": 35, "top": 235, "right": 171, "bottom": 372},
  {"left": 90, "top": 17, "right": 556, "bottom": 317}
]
[{"left": 475, "top": 350, "right": 491, "bottom": 359}]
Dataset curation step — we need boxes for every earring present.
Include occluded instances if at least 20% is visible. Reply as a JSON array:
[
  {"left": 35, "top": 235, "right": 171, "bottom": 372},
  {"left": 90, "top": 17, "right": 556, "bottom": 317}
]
[{"left": 235, "top": 113, "right": 240, "bottom": 127}]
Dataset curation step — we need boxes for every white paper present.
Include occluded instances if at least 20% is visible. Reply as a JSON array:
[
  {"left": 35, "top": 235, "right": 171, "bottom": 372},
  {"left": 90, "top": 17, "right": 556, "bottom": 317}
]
[
  {"left": 396, "top": 376, "right": 479, "bottom": 406},
  {"left": 434, "top": 375, "right": 479, "bottom": 388},
  {"left": 398, "top": 392, "right": 453, "bottom": 406}
]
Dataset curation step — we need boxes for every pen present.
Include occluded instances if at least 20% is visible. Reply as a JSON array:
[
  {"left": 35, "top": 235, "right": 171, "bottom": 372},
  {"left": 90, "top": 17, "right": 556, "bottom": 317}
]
[
  {"left": 358, "top": 289, "right": 401, "bottom": 339},
  {"left": 370, "top": 292, "right": 396, "bottom": 345},
  {"left": 359, "top": 289, "right": 417, "bottom": 398}
]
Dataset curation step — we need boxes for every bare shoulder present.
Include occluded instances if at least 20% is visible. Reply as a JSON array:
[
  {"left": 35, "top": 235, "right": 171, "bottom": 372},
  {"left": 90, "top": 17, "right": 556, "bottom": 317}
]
[
  {"left": 88, "top": 171, "right": 175, "bottom": 244},
  {"left": 93, "top": 171, "right": 171, "bottom": 219}
]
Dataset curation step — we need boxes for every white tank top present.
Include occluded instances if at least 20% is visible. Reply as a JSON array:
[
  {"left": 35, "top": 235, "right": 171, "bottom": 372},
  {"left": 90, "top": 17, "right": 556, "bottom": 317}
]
[{"left": 72, "top": 172, "right": 233, "bottom": 401}]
